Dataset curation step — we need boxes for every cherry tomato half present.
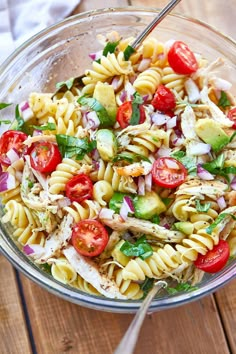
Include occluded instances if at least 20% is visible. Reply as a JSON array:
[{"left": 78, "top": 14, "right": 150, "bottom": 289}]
[
  {"left": 116, "top": 101, "right": 146, "bottom": 129},
  {"left": 194, "top": 239, "right": 230, "bottom": 273},
  {"left": 152, "top": 157, "right": 187, "bottom": 188},
  {"left": 30, "top": 141, "right": 62, "bottom": 173},
  {"left": 65, "top": 174, "right": 93, "bottom": 203},
  {"left": 0, "top": 130, "right": 28, "bottom": 166},
  {"left": 227, "top": 107, "right": 236, "bottom": 129},
  {"left": 151, "top": 85, "right": 176, "bottom": 112},
  {"left": 72, "top": 219, "right": 109, "bottom": 257},
  {"left": 168, "top": 41, "right": 198, "bottom": 75}
]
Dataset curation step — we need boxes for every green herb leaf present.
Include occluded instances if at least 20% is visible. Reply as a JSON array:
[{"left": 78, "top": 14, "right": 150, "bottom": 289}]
[
  {"left": 218, "top": 91, "right": 231, "bottom": 109},
  {"left": 56, "top": 78, "right": 75, "bottom": 90},
  {"left": 112, "top": 152, "right": 151, "bottom": 163},
  {"left": 195, "top": 199, "right": 211, "bottom": 213},
  {"left": 151, "top": 215, "right": 160, "bottom": 224},
  {"left": 203, "top": 153, "right": 225, "bottom": 172},
  {"left": 11, "top": 104, "right": 30, "bottom": 134},
  {"left": 229, "top": 131, "right": 236, "bottom": 143},
  {"left": 162, "top": 198, "right": 173, "bottom": 207},
  {"left": 206, "top": 212, "right": 236, "bottom": 234},
  {"left": 120, "top": 235, "right": 153, "bottom": 260},
  {"left": 171, "top": 151, "right": 197, "bottom": 175},
  {"left": 40, "top": 263, "right": 52, "bottom": 274},
  {"left": 0, "top": 102, "right": 12, "bottom": 110},
  {"left": 0, "top": 119, "right": 11, "bottom": 125},
  {"left": 129, "top": 92, "right": 144, "bottom": 126},
  {"left": 102, "top": 41, "right": 119, "bottom": 56},
  {"left": 56, "top": 134, "right": 95, "bottom": 160},
  {"left": 78, "top": 95, "right": 115, "bottom": 127},
  {"left": 141, "top": 277, "right": 154, "bottom": 298},
  {"left": 166, "top": 282, "right": 198, "bottom": 294},
  {"left": 124, "top": 45, "right": 135, "bottom": 61},
  {"left": 31, "top": 123, "right": 56, "bottom": 131}
]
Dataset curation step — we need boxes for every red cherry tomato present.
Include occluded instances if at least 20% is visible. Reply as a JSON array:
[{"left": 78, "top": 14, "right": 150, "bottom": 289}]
[
  {"left": 72, "top": 219, "right": 109, "bottom": 257},
  {"left": 65, "top": 174, "right": 93, "bottom": 203},
  {"left": 30, "top": 141, "right": 62, "bottom": 173},
  {"left": 227, "top": 107, "right": 236, "bottom": 129},
  {"left": 116, "top": 101, "right": 146, "bottom": 128},
  {"left": 152, "top": 157, "right": 187, "bottom": 188},
  {"left": 151, "top": 85, "right": 176, "bottom": 112},
  {"left": 0, "top": 130, "right": 28, "bottom": 166},
  {"left": 168, "top": 41, "right": 198, "bottom": 75},
  {"left": 194, "top": 240, "right": 230, "bottom": 273}
]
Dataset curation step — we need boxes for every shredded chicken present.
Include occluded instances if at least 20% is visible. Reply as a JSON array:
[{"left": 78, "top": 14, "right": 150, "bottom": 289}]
[
  {"left": 176, "top": 178, "right": 228, "bottom": 199},
  {"left": 99, "top": 212, "right": 185, "bottom": 243},
  {"left": 33, "top": 214, "right": 74, "bottom": 263},
  {"left": 63, "top": 246, "right": 127, "bottom": 299}
]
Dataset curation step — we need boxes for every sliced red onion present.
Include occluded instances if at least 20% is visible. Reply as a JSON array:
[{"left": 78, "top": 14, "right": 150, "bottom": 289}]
[
  {"left": 87, "top": 111, "right": 100, "bottom": 129},
  {"left": 138, "top": 176, "right": 145, "bottom": 195},
  {"left": 142, "top": 94, "right": 149, "bottom": 103},
  {"left": 120, "top": 196, "right": 134, "bottom": 220},
  {"left": 91, "top": 148, "right": 100, "bottom": 161},
  {"left": 111, "top": 76, "right": 123, "bottom": 91},
  {"left": 197, "top": 165, "right": 214, "bottom": 180},
  {"left": 217, "top": 196, "right": 227, "bottom": 210},
  {"left": 19, "top": 101, "right": 34, "bottom": 122},
  {"left": 99, "top": 208, "right": 115, "bottom": 219},
  {"left": 163, "top": 223, "right": 171, "bottom": 229},
  {"left": 92, "top": 160, "right": 100, "bottom": 171},
  {"left": 138, "top": 58, "right": 151, "bottom": 72},
  {"left": 6, "top": 148, "right": 20, "bottom": 164},
  {"left": 23, "top": 244, "right": 34, "bottom": 255},
  {"left": 188, "top": 142, "right": 211, "bottom": 156},
  {"left": 231, "top": 181, "right": 236, "bottom": 190},
  {"left": 119, "top": 90, "right": 127, "bottom": 103},
  {"left": 33, "top": 129, "right": 43, "bottom": 136},
  {"left": 157, "top": 146, "right": 172, "bottom": 157},
  {"left": 171, "top": 134, "right": 185, "bottom": 146},
  {"left": 0, "top": 172, "right": 16, "bottom": 192},
  {"left": 165, "top": 158, "right": 180, "bottom": 169},
  {"left": 151, "top": 112, "right": 169, "bottom": 126},
  {"left": 124, "top": 82, "right": 135, "bottom": 100},
  {"left": 89, "top": 50, "right": 102, "bottom": 61},
  {"left": 145, "top": 173, "right": 152, "bottom": 192},
  {"left": 166, "top": 116, "right": 177, "bottom": 130}
]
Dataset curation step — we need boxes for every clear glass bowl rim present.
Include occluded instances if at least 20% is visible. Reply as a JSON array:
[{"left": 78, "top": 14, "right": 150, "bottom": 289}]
[{"left": 0, "top": 6, "right": 235, "bottom": 313}]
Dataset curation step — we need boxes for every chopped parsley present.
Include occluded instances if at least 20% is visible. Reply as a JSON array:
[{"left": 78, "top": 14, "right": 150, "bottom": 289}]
[{"left": 166, "top": 282, "right": 198, "bottom": 294}]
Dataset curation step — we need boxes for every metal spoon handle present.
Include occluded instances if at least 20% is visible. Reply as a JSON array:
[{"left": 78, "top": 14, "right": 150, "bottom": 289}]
[
  {"left": 114, "top": 281, "right": 167, "bottom": 354},
  {"left": 131, "top": 0, "right": 182, "bottom": 49}
]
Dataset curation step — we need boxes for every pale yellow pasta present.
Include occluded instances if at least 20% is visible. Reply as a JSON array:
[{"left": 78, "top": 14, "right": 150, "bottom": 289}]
[
  {"left": 133, "top": 67, "right": 162, "bottom": 96},
  {"left": 93, "top": 180, "right": 114, "bottom": 206},
  {"left": 0, "top": 185, "right": 22, "bottom": 204},
  {"left": 51, "top": 257, "right": 77, "bottom": 284},
  {"left": 161, "top": 66, "right": 186, "bottom": 98},
  {"left": 63, "top": 200, "right": 101, "bottom": 223},
  {"left": 143, "top": 37, "right": 167, "bottom": 67},
  {"left": 71, "top": 275, "right": 100, "bottom": 296}
]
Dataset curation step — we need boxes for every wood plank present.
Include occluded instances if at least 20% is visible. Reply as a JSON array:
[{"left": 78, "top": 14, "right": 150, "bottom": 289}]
[
  {"left": 215, "top": 280, "right": 236, "bottom": 353},
  {"left": 0, "top": 256, "right": 32, "bottom": 354},
  {"left": 130, "top": 0, "right": 236, "bottom": 38},
  {"left": 20, "top": 273, "right": 230, "bottom": 354}
]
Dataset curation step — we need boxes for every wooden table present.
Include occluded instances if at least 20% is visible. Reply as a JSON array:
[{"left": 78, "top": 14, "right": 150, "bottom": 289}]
[{"left": 1, "top": 1, "right": 236, "bottom": 353}]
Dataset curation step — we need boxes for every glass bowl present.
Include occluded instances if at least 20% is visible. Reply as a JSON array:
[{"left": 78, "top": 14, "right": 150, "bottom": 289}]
[{"left": 0, "top": 7, "right": 236, "bottom": 313}]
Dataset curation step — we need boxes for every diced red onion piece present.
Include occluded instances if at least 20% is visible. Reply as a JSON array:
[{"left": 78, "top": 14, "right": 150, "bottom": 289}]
[
  {"left": 111, "top": 76, "right": 123, "bottom": 91},
  {"left": 165, "top": 159, "right": 180, "bottom": 169},
  {"left": 23, "top": 244, "right": 34, "bottom": 255},
  {"left": 33, "top": 129, "right": 43, "bottom": 136},
  {"left": 138, "top": 176, "right": 145, "bottom": 195},
  {"left": 19, "top": 101, "right": 34, "bottom": 122},
  {"left": 120, "top": 197, "right": 134, "bottom": 220},
  {"left": 87, "top": 111, "right": 100, "bottom": 129},
  {"left": 138, "top": 58, "right": 151, "bottom": 72},
  {"left": 157, "top": 146, "right": 172, "bottom": 157},
  {"left": 142, "top": 94, "right": 149, "bottom": 103},
  {"left": 124, "top": 82, "right": 135, "bottom": 100},
  {"left": 151, "top": 112, "right": 169, "bottom": 126},
  {"left": 166, "top": 116, "right": 177, "bottom": 129},
  {"left": 23, "top": 244, "right": 45, "bottom": 258},
  {"left": 145, "top": 173, "right": 152, "bottom": 192},
  {"left": 119, "top": 90, "right": 127, "bottom": 103},
  {"left": 231, "top": 182, "right": 236, "bottom": 190},
  {"left": 217, "top": 196, "right": 227, "bottom": 210},
  {"left": 197, "top": 165, "right": 214, "bottom": 180},
  {"left": 99, "top": 208, "right": 115, "bottom": 219},
  {"left": 91, "top": 148, "right": 100, "bottom": 161},
  {"left": 6, "top": 148, "right": 20, "bottom": 164},
  {"left": 123, "top": 196, "right": 135, "bottom": 213},
  {"left": 0, "top": 172, "right": 16, "bottom": 192},
  {"left": 163, "top": 223, "right": 171, "bottom": 229},
  {"left": 89, "top": 50, "right": 102, "bottom": 61},
  {"left": 19, "top": 101, "right": 29, "bottom": 111},
  {"left": 188, "top": 142, "right": 211, "bottom": 156}
]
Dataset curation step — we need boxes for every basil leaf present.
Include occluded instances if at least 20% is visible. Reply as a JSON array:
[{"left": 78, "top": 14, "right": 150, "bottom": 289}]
[
  {"left": 151, "top": 215, "right": 160, "bottom": 224},
  {"left": 162, "top": 198, "right": 173, "bottom": 207},
  {"left": 56, "top": 134, "right": 95, "bottom": 160},
  {"left": 166, "top": 283, "right": 198, "bottom": 295},
  {"left": 11, "top": 104, "right": 30, "bottom": 134},
  {"left": 112, "top": 152, "right": 151, "bottom": 163},
  {"left": 229, "top": 131, "right": 236, "bottom": 143},
  {"left": 124, "top": 45, "right": 135, "bottom": 60},
  {"left": 130, "top": 92, "right": 144, "bottom": 126},
  {"left": 32, "top": 123, "right": 56, "bottom": 131},
  {"left": 218, "top": 91, "right": 231, "bottom": 109},
  {"left": 40, "top": 263, "right": 52, "bottom": 274},
  {"left": 206, "top": 212, "right": 236, "bottom": 234},
  {"left": 56, "top": 78, "right": 74, "bottom": 90},
  {"left": 141, "top": 278, "right": 154, "bottom": 298},
  {"left": 103, "top": 41, "right": 119, "bottom": 56},
  {"left": 203, "top": 154, "right": 225, "bottom": 172},
  {"left": 0, "top": 102, "right": 12, "bottom": 110},
  {"left": 223, "top": 166, "right": 236, "bottom": 174},
  {"left": 195, "top": 199, "right": 211, "bottom": 212},
  {"left": 78, "top": 95, "right": 114, "bottom": 127},
  {"left": 120, "top": 235, "right": 153, "bottom": 260},
  {"left": 0, "top": 120, "right": 11, "bottom": 125},
  {"left": 171, "top": 151, "right": 197, "bottom": 175}
]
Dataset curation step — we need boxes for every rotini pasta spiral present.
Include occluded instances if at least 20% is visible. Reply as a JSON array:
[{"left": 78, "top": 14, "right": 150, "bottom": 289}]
[
  {"left": 51, "top": 256, "right": 77, "bottom": 284},
  {"left": 142, "top": 37, "right": 167, "bottom": 67},
  {"left": 63, "top": 200, "right": 101, "bottom": 223},
  {"left": 161, "top": 66, "right": 186, "bottom": 98},
  {"left": 93, "top": 180, "right": 114, "bottom": 206},
  {"left": 71, "top": 275, "right": 100, "bottom": 296},
  {"left": 133, "top": 67, "right": 162, "bottom": 96}
]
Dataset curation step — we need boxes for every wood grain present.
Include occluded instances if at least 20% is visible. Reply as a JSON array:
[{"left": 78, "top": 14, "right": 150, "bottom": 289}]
[
  {"left": 0, "top": 256, "right": 32, "bottom": 354},
  {"left": 20, "top": 274, "right": 231, "bottom": 354}
]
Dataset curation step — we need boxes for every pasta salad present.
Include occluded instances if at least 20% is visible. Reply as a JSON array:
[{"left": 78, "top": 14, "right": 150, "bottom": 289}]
[{"left": 0, "top": 31, "right": 236, "bottom": 300}]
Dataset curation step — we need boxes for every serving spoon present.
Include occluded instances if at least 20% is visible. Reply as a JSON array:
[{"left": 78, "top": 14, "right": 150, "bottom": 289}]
[{"left": 114, "top": 281, "right": 167, "bottom": 354}]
